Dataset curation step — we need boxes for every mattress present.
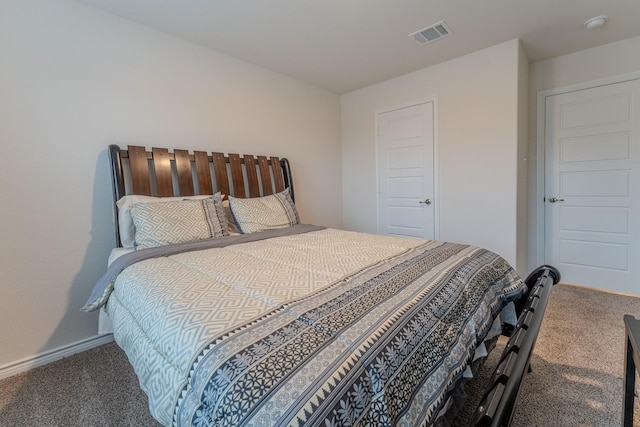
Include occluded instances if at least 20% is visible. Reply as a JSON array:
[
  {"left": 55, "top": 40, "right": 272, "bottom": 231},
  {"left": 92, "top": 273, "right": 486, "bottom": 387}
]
[{"left": 84, "top": 225, "right": 525, "bottom": 426}]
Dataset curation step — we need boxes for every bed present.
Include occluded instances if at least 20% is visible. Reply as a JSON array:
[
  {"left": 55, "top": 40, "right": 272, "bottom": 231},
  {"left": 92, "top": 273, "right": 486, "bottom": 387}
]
[{"left": 83, "top": 145, "right": 558, "bottom": 427}]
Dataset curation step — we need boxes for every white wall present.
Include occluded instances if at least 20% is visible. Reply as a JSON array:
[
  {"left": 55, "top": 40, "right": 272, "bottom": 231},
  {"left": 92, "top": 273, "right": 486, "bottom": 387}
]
[
  {"left": 516, "top": 44, "right": 530, "bottom": 275},
  {"left": 341, "top": 40, "right": 523, "bottom": 268},
  {"left": 0, "top": 0, "right": 342, "bottom": 372},
  {"left": 527, "top": 36, "right": 640, "bottom": 269}
]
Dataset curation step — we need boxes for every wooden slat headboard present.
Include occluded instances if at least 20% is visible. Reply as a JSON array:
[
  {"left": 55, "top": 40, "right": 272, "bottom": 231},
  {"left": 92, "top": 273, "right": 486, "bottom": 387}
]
[{"left": 108, "top": 144, "right": 294, "bottom": 246}]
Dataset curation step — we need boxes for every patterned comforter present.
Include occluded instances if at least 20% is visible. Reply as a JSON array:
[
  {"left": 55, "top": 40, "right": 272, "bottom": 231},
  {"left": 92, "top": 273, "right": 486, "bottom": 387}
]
[{"left": 85, "top": 225, "right": 525, "bottom": 426}]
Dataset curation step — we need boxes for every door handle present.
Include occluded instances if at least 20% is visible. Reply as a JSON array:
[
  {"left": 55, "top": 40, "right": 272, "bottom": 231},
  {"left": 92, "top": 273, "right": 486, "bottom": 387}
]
[
  {"left": 419, "top": 198, "right": 432, "bottom": 205},
  {"left": 548, "top": 197, "right": 565, "bottom": 203}
]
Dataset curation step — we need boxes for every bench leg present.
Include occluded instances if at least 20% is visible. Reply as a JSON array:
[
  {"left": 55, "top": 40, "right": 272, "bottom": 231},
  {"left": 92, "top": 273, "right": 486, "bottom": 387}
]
[{"left": 624, "top": 338, "right": 636, "bottom": 427}]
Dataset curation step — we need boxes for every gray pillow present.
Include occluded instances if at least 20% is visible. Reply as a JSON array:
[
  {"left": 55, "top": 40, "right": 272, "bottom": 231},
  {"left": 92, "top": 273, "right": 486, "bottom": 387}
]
[
  {"left": 131, "top": 193, "right": 228, "bottom": 249},
  {"left": 229, "top": 188, "right": 299, "bottom": 233}
]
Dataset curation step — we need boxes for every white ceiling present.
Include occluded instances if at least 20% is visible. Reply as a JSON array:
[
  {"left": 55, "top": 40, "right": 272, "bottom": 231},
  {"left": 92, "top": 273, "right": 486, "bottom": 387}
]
[{"left": 78, "top": 0, "right": 640, "bottom": 94}]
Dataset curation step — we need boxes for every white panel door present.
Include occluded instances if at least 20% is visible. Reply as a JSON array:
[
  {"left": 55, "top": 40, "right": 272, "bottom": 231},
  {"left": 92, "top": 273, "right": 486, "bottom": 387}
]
[
  {"left": 377, "top": 102, "right": 435, "bottom": 239},
  {"left": 545, "top": 78, "right": 640, "bottom": 294}
]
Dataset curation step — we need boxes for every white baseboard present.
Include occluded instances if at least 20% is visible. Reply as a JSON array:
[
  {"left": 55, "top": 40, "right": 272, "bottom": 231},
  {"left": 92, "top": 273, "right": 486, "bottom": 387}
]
[{"left": 0, "top": 334, "right": 114, "bottom": 380}]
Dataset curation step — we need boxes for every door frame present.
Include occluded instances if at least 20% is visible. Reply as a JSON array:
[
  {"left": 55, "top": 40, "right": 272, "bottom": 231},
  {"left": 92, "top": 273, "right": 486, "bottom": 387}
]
[
  {"left": 535, "top": 71, "right": 640, "bottom": 266},
  {"left": 375, "top": 96, "right": 440, "bottom": 239}
]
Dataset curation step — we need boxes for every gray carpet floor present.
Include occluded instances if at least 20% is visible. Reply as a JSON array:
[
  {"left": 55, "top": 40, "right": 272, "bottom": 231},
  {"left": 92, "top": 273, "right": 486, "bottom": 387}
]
[{"left": 1, "top": 283, "right": 639, "bottom": 426}]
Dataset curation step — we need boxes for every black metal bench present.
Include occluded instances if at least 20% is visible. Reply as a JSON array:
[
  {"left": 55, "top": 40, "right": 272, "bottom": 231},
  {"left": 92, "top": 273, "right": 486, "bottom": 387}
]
[
  {"left": 471, "top": 265, "right": 561, "bottom": 427},
  {"left": 623, "top": 314, "right": 640, "bottom": 427}
]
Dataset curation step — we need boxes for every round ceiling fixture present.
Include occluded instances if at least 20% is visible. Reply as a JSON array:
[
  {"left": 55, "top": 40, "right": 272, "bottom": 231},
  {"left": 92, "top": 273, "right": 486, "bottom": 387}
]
[{"left": 585, "top": 15, "right": 608, "bottom": 30}]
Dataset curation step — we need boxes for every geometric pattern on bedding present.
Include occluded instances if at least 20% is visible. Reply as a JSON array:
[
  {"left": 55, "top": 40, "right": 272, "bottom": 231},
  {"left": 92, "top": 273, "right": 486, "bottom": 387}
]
[
  {"left": 105, "top": 228, "right": 524, "bottom": 426},
  {"left": 177, "top": 246, "right": 520, "bottom": 426},
  {"left": 228, "top": 188, "right": 299, "bottom": 233},
  {"left": 131, "top": 195, "right": 227, "bottom": 249},
  {"left": 107, "top": 229, "right": 428, "bottom": 425}
]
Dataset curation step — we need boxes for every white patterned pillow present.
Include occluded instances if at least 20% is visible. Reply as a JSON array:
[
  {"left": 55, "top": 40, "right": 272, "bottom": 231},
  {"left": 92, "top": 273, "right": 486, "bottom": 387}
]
[
  {"left": 229, "top": 188, "right": 299, "bottom": 233},
  {"left": 116, "top": 194, "right": 212, "bottom": 248},
  {"left": 131, "top": 193, "right": 228, "bottom": 249}
]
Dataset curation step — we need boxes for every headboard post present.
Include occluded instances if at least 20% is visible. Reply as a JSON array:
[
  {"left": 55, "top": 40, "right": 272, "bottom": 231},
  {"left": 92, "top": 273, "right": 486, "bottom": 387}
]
[
  {"left": 281, "top": 158, "right": 294, "bottom": 202},
  {"left": 108, "top": 144, "right": 125, "bottom": 246}
]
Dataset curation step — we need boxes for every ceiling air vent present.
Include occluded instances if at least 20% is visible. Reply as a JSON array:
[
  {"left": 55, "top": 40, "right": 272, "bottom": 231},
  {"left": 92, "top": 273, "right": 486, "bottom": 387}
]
[{"left": 409, "top": 21, "right": 452, "bottom": 45}]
